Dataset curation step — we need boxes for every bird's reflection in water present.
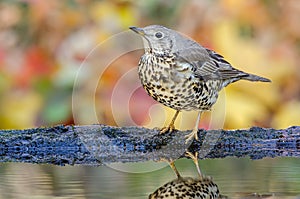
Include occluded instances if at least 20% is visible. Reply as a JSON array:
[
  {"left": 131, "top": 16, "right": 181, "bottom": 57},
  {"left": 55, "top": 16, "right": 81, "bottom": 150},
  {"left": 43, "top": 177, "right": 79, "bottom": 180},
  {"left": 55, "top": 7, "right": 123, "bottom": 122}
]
[
  {"left": 149, "top": 175, "right": 220, "bottom": 199},
  {"left": 149, "top": 152, "right": 227, "bottom": 199}
]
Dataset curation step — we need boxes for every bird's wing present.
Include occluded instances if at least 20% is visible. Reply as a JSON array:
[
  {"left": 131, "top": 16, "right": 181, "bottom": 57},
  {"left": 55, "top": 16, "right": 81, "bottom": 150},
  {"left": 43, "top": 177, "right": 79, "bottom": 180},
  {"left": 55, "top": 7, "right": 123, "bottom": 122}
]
[{"left": 175, "top": 48, "right": 248, "bottom": 81}]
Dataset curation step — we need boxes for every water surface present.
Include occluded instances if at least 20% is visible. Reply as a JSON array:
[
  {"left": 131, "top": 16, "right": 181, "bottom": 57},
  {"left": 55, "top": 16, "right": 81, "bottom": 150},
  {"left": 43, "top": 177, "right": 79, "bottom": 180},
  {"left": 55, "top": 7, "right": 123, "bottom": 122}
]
[{"left": 0, "top": 157, "right": 299, "bottom": 199}]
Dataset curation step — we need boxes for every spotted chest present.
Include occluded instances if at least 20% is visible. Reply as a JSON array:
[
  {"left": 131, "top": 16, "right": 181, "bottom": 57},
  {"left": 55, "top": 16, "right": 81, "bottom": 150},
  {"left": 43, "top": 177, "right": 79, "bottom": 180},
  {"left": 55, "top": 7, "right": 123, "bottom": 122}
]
[
  {"left": 149, "top": 177, "right": 220, "bottom": 199},
  {"left": 138, "top": 52, "right": 222, "bottom": 111}
]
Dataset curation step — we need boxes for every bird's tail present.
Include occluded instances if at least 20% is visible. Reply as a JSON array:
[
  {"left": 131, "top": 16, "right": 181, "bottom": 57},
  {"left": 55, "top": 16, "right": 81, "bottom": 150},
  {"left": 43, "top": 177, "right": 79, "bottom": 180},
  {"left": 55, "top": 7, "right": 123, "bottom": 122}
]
[{"left": 242, "top": 73, "right": 271, "bottom": 82}]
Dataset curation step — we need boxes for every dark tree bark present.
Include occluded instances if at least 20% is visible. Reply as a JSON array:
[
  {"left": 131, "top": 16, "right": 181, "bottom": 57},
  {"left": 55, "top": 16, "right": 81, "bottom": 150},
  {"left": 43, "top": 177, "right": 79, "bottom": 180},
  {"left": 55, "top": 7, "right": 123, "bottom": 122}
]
[{"left": 0, "top": 125, "right": 299, "bottom": 166}]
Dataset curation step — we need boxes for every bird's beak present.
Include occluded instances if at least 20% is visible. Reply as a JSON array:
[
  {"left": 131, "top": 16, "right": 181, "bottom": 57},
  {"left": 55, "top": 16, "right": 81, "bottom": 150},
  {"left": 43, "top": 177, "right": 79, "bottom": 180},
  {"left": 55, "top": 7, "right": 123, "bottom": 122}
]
[{"left": 129, "top": 26, "right": 145, "bottom": 36}]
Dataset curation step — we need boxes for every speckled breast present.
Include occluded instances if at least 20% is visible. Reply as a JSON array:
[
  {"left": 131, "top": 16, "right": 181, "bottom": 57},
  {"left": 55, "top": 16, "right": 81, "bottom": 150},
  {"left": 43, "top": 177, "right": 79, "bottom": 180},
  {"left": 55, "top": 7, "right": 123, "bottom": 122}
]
[
  {"left": 138, "top": 53, "right": 222, "bottom": 111},
  {"left": 149, "top": 177, "right": 220, "bottom": 199}
]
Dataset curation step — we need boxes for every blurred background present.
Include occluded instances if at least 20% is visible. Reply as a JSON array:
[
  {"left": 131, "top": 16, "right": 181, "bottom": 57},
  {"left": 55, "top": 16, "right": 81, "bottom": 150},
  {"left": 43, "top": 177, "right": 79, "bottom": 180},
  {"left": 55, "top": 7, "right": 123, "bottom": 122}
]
[
  {"left": 0, "top": 0, "right": 300, "bottom": 198},
  {"left": 0, "top": 0, "right": 299, "bottom": 130}
]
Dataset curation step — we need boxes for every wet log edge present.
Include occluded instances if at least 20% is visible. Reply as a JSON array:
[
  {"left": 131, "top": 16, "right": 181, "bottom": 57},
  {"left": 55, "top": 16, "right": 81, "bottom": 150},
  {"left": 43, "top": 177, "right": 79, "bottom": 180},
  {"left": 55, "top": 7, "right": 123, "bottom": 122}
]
[{"left": 0, "top": 125, "right": 299, "bottom": 166}]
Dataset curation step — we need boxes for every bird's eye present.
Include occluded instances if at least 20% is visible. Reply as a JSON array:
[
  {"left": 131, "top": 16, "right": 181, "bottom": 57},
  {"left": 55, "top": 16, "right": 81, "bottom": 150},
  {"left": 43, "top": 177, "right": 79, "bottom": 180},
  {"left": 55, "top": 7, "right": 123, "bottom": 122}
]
[{"left": 155, "top": 32, "right": 163, "bottom": 38}]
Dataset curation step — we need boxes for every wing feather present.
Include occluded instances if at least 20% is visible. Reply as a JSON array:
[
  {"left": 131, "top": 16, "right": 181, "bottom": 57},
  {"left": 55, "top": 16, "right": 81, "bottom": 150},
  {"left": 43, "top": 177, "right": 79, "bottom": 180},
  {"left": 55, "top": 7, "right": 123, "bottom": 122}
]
[{"left": 175, "top": 47, "right": 248, "bottom": 81}]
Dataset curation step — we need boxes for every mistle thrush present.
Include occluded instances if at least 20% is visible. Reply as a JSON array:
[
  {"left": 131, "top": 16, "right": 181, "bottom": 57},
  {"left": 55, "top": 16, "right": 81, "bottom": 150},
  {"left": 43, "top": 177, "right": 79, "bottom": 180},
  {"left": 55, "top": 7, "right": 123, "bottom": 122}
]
[{"left": 130, "top": 25, "right": 271, "bottom": 142}]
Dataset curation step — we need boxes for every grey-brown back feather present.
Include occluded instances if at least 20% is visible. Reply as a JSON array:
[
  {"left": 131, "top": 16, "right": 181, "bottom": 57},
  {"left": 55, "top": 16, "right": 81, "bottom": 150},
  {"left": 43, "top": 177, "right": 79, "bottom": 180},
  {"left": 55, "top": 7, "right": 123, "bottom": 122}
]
[{"left": 175, "top": 42, "right": 271, "bottom": 84}]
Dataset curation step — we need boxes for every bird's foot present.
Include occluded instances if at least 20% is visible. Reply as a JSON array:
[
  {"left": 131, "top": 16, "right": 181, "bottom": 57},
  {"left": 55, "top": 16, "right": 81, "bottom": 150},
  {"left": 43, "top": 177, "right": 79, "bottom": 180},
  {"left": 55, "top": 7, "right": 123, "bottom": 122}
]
[
  {"left": 160, "top": 123, "right": 175, "bottom": 134},
  {"left": 185, "top": 128, "right": 199, "bottom": 143}
]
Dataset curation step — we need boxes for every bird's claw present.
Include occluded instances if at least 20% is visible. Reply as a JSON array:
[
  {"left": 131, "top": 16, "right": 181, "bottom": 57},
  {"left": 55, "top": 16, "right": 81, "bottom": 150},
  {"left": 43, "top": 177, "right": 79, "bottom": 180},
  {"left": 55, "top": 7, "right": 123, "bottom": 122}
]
[
  {"left": 160, "top": 123, "right": 175, "bottom": 134},
  {"left": 185, "top": 128, "right": 199, "bottom": 143}
]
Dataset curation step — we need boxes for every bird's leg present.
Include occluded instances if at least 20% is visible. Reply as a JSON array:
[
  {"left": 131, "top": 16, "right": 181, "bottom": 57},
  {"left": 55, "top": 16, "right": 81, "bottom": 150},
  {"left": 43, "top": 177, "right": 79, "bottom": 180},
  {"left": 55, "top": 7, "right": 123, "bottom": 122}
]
[
  {"left": 185, "top": 151, "right": 203, "bottom": 180},
  {"left": 159, "top": 158, "right": 182, "bottom": 179},
  {"left": 160, "top": 110, "right": 180, "bottom": 134},
  {"left": 185, "top": 111, "right": 202, "bottom": 143},
  {"left": 169, "top": 161, "right": 182, "bottom": 179}
]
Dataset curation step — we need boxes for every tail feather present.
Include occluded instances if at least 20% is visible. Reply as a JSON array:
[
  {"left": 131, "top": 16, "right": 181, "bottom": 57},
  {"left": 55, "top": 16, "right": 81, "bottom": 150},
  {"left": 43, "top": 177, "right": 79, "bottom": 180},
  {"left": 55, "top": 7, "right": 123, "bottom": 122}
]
[
  {"left": 222, "top": 72, "right": 271, "bottom": 88},
  {"left": 243, "top": 74, "right": 271, "bottom": 82}
]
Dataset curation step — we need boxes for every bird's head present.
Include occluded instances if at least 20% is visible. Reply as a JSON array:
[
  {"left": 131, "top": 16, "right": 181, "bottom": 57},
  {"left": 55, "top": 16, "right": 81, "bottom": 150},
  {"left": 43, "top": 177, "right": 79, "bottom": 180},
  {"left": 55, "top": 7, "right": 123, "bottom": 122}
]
[{"left": 130, "top": 25, "right": 175, "bottom": 54}]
